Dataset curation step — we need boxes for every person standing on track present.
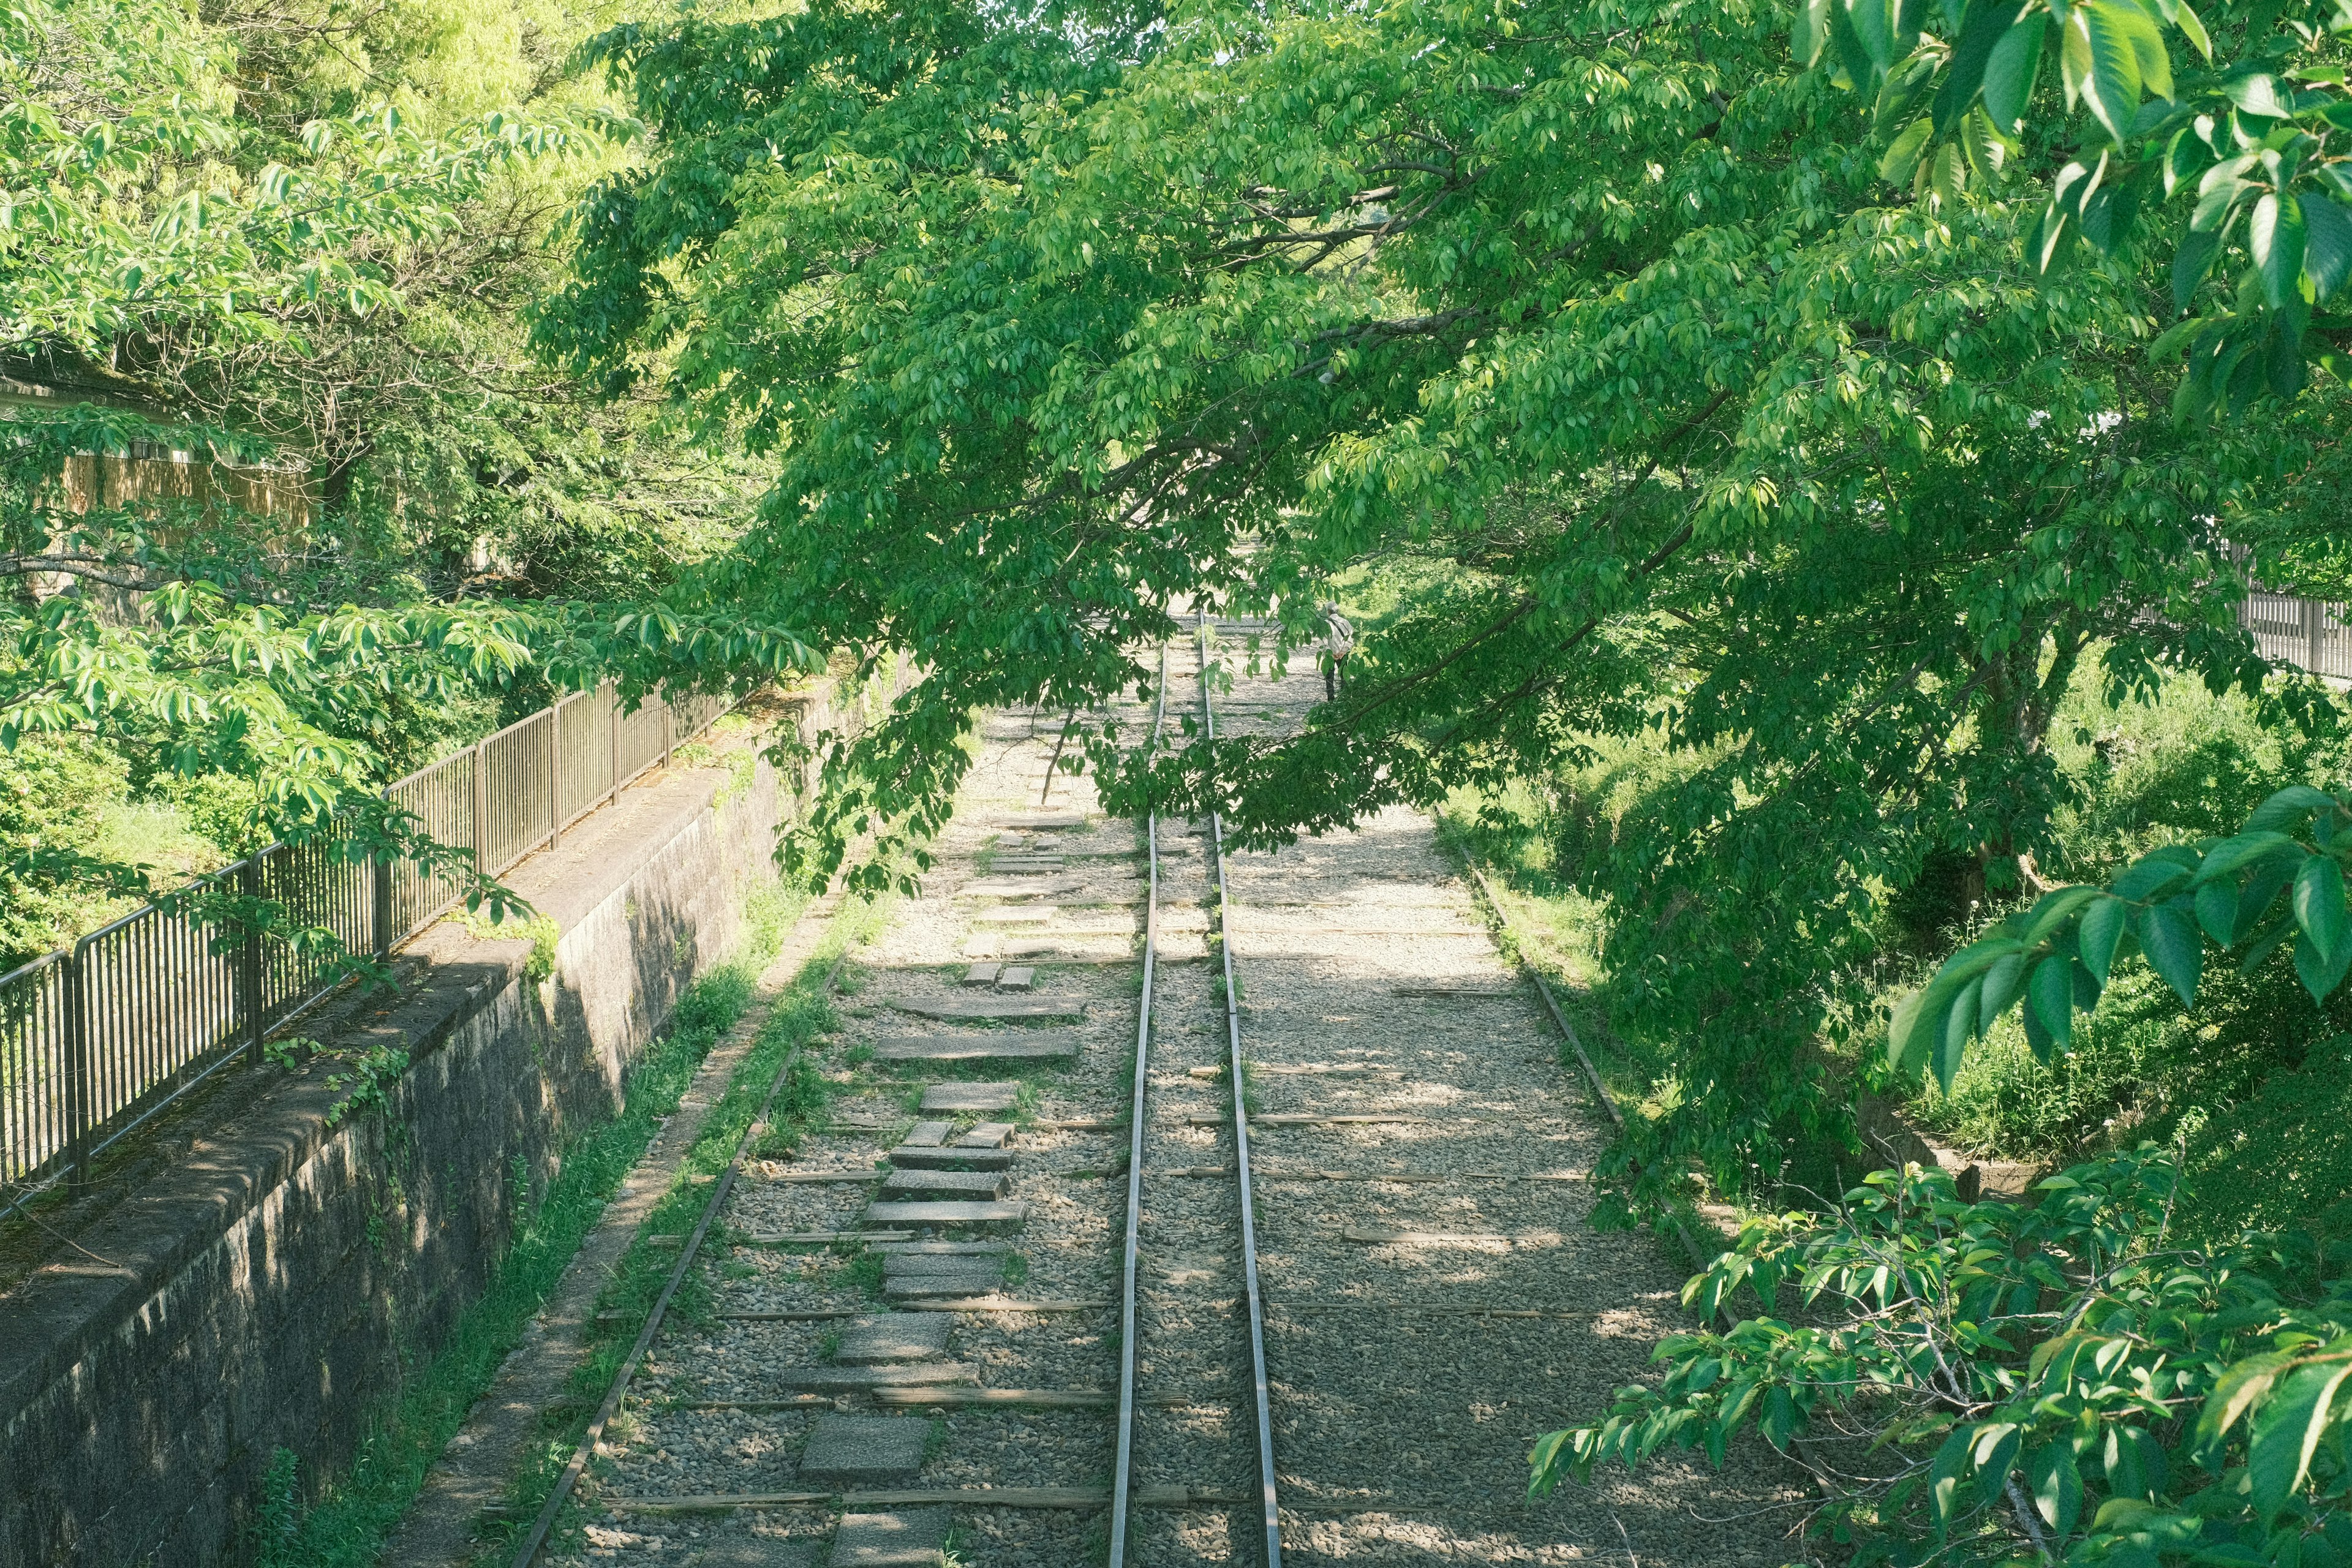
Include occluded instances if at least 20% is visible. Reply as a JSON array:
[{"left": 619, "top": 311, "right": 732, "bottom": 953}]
[{"left": 1319, "top": 601, "right": 1355, "bottom": 701}]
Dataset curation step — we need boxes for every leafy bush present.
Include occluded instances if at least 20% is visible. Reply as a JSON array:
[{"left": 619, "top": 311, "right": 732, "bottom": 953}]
[
  {"left": 1545, "top": 1153, "right": 2352, "bottom": 1567},
  {"left": 2172, "top": 1041, "right": 2352, "bottom": 1246},
  {"left": 0, "top": 734, "right": 130, "bottom": 967},
  {"left": 2045, "top": 673, "right": 2351, "bottom": 884},
  {"left": 1910, "top": 962, "right": 2347, "bottom": 1167}
]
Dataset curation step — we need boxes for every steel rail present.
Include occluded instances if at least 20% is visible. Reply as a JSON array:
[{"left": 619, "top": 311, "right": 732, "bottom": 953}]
[
  {"left": 1196, "top": 614, "right": 1285, "bottom": 1567},
  {"left": 510, "top": 937, "right": 851, "bottom": 1568},
  {"left": 1107, "top": 644, "right": 1172, "bottom": 1567}
]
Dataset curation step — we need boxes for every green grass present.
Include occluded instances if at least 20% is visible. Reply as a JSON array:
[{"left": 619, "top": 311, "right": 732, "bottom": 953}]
[{"left": 250, "top": 881, "right": 813, "bottom": 1567}]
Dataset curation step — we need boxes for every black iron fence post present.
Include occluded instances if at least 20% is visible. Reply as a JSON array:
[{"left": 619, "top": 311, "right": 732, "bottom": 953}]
[
  {"left": 374, "top": 850, "right": 394, "bottom": 960},
  {"left": 472, "top": 740, "right": 490, "bottom": 878},
  {"left": 607, "top": 685, "right": 621, "bottom": 804},
  {"left": 548, "top": 700, "right": 563, "bottom": 850},
  {"left": 241, "top": 858, "right": 265, "bottom": 1065},
  {"left": 64, "top": 941, "right": 89, "bottom": 1183}
]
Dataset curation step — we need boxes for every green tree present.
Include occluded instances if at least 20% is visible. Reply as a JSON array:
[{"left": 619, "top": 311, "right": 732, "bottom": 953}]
[
  {"left": 0, "top": 0, "right": 809, "bottom": 967},
  {"left": 0, "top": 0, "right": 594, "bottom": 949}
]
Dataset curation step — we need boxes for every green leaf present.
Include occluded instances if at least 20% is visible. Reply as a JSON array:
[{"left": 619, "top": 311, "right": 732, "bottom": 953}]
[
  {"left": 2200, "top": 1354, "right": 2291, "bottom": 1453},
  {"left": 1877, "top": 48, "right": 1944, "bottom": 134},
  {"left": 2252, "top": 192, "right": 2310, "bottom": 311},
  {"left": 2296, "top": 930, "right": 2352, "bottom": 1003},
  {"left": 1881, "top": 116, "right": 1936, "bottom": 185},
  {"left": 2173, "top": 225, "right": 2221, "bottom": 310},
  {"left": 2294, "top": 854, "right": 2348, "bottom": 965},
  {"left": 2068, "top": 1, "right": 2152, "bottom": 144},
  {"left": 2114, "top": 851, "right": 2195, "bottom": 901},
  {"left": 2026, "top": 1440, "right": 2084, "bottom": 1534},
  {"left": 1847, "top": 0, "right": 1900, "bottom": 74},
  {"left": 2239, "top": 907, "right": 2295, "bottom": 968},
  {"left": 1795, "top": 0, "right": 1835, "bottom": 66},
  {"left": 2191, "top": 830, "right": 2297, "bottom": 884},
  {"left": 1984, "top": 14, "right": 2049, "bottom": 132},
  {"left": 1939, "top": 974, "right": 1984, "bottom": 1090},
  {"left": 1889, "top": 985, "right": 1931, "bottom": 1075},
  {"left": 2022, "top": 884, "right": 2101, "bottom": 942},
  {"left": 2248, "top": 1357, "right": 2352, "bottom": 1521},
  {"left": 2164, "top": 124, "right": 2210, "bottom": 195},
  {"left": 1959, "top": 103, "right": 2010, "bottom": 179},
  {"left": 1931, "top": 1425, "right": 1974, "bottom": 1525},
  {"left": 2079, "top": 894, "right": 2130, "bottom": 981},
  {"left": 1973, "top": 1422, "right": 2023, "bottom": 1503},
  {"left": 1980, "top": 949, "right": 2029, "bottom": 1030},
  {"left": 2250, "top": 785, "right": 2338, "bottom": 832},
  {"left": 2174, "top": 0, "right": 2211, "bottom": 59},
  {"left": 2140, "top": 899, "right": 2203, "bottom": 1005},
  {"left": 2195, "top": 876, "right": 2238, "bottom": 942},
  {"left": 2029, "top": 954, "right": 2076, "bottom": 1048},
  {"left": 1936, "top": 0, "right": 2029, "bottom": 130},
  {"left": 2105, "top": 1424, "right": 2149, "bottom": 1499},
  {"left": 2302, "top": 194, "right": 2352, "bottom": 301},
  {"left": 2119, "top": 0, "right": 2172, "bottom": 98},
  {"left": 2225, "top": 72, "right": 2292, "bottom": 119},
  {"left": 2022, "top": 993, "right": 2058, "bottom": 1061},
  {"left": 2236, "top": 849, "right": 2305, "bottom": 941}
]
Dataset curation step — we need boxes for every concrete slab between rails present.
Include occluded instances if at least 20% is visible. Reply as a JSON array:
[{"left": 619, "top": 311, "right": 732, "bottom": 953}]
[
  {"left": 886, "top": 1146, "right": 1014, "bottom": 1171},
  {"left": 833, "top": 1509, "right": 949, "bottom": 1567},
  {"left": 834, "top": 1315, "right": 953, "bottom": 1365},
  {"left": 871, "top": 1035, "right": 1081, "bottom": 1064},
  {"left": 862, "top": 1200, "right": 1030, "bottom": 1231},
  {"left": 799, "top": 1416, "right": 930, "bottom": 1486},
  {"left": 0, "top": 683, "right": 858, "bottom": 1568}
]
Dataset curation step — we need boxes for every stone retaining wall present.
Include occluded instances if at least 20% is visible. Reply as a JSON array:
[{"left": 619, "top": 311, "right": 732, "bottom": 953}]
[{"left": 0, "top": 685, "right": 850, "bottom": 1567}]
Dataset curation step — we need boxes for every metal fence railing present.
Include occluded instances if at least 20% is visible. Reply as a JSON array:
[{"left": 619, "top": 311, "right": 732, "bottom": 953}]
[
  {"left": 0, "top": 681, "right": 742, "bottom": 1200},
  {"left": 2241, "top": 589, "right": 2352, "bottom": 682}
]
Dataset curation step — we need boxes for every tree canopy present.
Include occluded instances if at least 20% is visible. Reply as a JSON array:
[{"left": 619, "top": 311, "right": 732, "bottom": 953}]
[
  {"left": 0, "top": 0, "right": 808, "bottom": 960},
  {"left": 541, "top": 0, "right": 2352, "bottom": 1205}
]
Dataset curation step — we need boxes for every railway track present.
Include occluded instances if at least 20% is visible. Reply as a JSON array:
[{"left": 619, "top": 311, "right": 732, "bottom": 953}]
[{"left": 507, "top": 626, "right": 1803, "bottom": 1567}]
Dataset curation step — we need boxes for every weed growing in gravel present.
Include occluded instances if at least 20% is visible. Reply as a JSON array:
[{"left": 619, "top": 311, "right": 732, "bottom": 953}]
[
  {"left": 837, "top": 1251, "right": 885, "bottom": 1297},
  {"left": 1237, "top": 1059, "right": 1265, "bottom": 1118},
  {"left": 924, "top": 1417, "right": 950, "bottom": 1462},
  {"left": 816, "top": 1330, "right": 841, "bottom": 1359},
  {"left": 1000, "top": 1251, "right": 1030, "bottom": 1288}
]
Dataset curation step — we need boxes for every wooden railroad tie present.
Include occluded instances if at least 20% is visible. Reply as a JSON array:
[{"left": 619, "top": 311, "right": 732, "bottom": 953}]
[{"left": 1183, "top": 1112, "right": 1428, "bottom": 1127}]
